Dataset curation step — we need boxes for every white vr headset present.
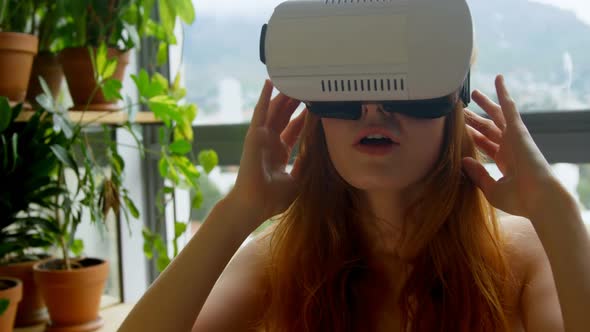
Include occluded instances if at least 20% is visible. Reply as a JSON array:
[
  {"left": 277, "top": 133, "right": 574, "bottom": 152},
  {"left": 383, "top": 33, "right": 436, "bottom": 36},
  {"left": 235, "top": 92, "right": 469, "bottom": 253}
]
[{"left": 259, "top": 0, "right": 473, "bottom": 119}]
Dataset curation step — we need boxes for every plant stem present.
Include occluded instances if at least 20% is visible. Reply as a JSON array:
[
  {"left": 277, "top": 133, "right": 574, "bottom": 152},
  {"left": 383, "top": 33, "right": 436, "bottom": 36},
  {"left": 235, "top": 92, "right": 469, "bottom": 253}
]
[{"left": 56, "top": 165, "right": 71, "bottom": 270}]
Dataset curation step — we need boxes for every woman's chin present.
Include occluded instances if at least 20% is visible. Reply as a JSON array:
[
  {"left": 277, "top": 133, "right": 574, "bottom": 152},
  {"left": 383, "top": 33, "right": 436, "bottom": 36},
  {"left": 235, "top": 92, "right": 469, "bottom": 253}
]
[{"left": 347, "top": 176, "right": 411, "bottom": 193}]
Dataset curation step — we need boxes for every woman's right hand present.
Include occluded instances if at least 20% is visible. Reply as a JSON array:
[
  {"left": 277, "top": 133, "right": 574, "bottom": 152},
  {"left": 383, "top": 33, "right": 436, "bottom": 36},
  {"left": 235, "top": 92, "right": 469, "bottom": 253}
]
[{"left": 225, "top": 80, "right": 307, "bottom": 230}]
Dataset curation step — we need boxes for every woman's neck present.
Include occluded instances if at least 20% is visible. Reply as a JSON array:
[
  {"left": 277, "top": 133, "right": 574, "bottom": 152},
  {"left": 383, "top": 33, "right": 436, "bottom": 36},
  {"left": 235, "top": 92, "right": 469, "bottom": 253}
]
[{"left": 360, "top": 184, "right": 422, "bottom": 257}]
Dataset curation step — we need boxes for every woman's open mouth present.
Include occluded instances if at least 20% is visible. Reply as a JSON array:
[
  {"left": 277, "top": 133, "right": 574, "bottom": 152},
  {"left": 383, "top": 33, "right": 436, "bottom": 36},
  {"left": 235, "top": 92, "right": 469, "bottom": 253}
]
[{"left": 354, "top": 135, "right": 399, "bottom": 156}]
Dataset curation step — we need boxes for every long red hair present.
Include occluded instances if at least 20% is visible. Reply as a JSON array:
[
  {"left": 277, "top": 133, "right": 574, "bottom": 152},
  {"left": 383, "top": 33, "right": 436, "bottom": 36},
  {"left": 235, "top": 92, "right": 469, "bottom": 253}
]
[{"left": 255, "top": 99, "right": 515, "bottom": 331}]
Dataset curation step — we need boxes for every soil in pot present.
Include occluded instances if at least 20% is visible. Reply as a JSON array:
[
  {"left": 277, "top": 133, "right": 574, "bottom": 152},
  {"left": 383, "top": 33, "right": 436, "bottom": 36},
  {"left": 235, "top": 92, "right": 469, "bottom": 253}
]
[
  {"left": 34, "top": 258, "right": 109, "bottom": 332},
  {"left": 0, "top": 278, "right": 23, "bottom": 332},
  {"left": 59, "top": 47, "right": 129, "bottom": 111},
  {"left": 0, "top": 32, "right": 39, "bottom": 102},
  {"left": 0, "top": 254, "right": 51, "bottom": 327}
]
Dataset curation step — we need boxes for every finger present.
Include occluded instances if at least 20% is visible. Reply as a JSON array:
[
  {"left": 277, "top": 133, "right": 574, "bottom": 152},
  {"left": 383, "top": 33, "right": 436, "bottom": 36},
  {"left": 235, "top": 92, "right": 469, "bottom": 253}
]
[
  {"left": 265, "top": 93, "right": 291, "bottom": 131},
  {"left": 471, "top": 89, "right": 506, "bottom": 130},
  {"left": 495, "top": 75, "right": 522, "bottom": 127},
  {"left": 268, "top": 97, "right": 301, "bottom": 134},
  {"left": 462, "top": 157, "right": 497, "bottom": 200},
  {"left": 466, "top": 125, "right": 500, "bottom": 159},
  {"left": 464, "top": 108, "right": 503, "bottom": 144},
  {"left": 280, "top": 108, "right": 308, "bottom": 149},
  {"left": 250, "top": 80, "right": 274, "bottom": 130}
]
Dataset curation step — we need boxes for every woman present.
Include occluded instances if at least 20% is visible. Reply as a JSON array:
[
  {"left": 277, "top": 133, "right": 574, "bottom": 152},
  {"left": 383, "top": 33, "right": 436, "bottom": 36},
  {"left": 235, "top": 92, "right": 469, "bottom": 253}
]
[{"left": 119, "top": 76, "right": 590, "bottom": 331}]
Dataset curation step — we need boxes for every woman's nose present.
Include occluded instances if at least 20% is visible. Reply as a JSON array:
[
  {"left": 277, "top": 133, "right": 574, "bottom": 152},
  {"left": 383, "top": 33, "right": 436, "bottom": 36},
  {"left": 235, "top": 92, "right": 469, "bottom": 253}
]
[{"left": 361, "top": 104, "right": 392, "bottom": 120}]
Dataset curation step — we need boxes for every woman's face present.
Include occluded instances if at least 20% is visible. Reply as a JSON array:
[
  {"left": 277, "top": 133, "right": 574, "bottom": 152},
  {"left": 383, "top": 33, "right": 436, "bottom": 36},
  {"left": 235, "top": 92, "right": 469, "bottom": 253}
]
[{"left": 321, "top": 103, "right": 447, "bottom": 193}]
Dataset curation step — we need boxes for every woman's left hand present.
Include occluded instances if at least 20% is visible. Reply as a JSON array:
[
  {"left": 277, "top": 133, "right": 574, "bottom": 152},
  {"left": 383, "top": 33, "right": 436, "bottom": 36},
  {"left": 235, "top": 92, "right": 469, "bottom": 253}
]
[{"left": 461, "top": 74, "right": 572, "bottom": 220}]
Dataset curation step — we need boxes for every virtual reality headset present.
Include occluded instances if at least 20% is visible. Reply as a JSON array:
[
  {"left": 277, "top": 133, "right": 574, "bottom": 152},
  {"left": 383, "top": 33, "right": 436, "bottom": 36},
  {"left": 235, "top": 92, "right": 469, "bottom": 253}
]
[{"left": 259, "top": 0, "right": 473, "bottom": 120}]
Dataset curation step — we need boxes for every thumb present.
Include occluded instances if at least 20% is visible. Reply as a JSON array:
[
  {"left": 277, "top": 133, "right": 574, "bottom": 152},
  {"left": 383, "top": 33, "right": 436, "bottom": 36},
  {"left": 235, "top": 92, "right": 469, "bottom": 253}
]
[{"left": 462, "top": 157, "right": 497, "bottom": 199}]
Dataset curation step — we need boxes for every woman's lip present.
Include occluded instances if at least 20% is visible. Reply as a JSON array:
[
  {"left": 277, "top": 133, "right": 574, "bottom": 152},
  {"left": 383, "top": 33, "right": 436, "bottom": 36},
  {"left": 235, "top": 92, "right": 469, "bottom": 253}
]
[
  {"left": 354, "top": 127, "right": 400, "bottom": 145},
  {"left": 353, "top": 142, "right": 399, "bottom": 156}
]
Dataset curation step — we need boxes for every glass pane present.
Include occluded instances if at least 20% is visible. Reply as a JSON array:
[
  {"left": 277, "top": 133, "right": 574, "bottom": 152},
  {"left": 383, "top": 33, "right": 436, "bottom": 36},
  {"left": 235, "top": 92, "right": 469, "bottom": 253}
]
[
  {"left": 485, "top": 163, "right": 590, "bottom": 223},
  {"left": 186, "top": 163, "right": 590, "bottom": 242},
  {"left": 182, "top": 0, "right": 590, "bottom": 125},
  {"left": 188, "top": 166, "right": 238, "bottom": 237},
  {"left": 469, "top": 0, "right": 590, "bottom": 113}
]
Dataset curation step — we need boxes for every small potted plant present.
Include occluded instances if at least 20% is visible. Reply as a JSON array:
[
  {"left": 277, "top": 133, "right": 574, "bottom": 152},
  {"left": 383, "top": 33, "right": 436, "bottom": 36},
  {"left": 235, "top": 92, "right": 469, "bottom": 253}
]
[
  {"left": 57, "top": 0, "right": 195, "bottom": 111},
  {"left": 0, "top": 98, "right": 65, "bottom": 327},
  {"left": 30, "top": 79, "right": 132, "bottom": 331},
  {"left": 0, "top": 277, "right": 22, "bottom": 332},
  {"left": 0, "top": 0, "right": 39, "bottom": 103}
]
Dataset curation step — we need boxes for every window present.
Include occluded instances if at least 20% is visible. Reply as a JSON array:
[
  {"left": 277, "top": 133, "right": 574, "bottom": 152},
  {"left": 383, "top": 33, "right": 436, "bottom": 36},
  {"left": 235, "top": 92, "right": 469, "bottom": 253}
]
[
  {"left": 180, "top": 0, "right": 590, "bottom": 122},
  {"left": 137, "top": 0, "right": 590, "bottom": 288}
]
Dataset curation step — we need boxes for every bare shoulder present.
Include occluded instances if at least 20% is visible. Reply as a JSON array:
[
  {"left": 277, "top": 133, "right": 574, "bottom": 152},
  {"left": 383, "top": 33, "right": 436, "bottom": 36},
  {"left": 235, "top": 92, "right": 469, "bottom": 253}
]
[
  {"left": 498, "top": 214, "right": 545, "bottom": 279},
  {"left": 498, "top": 214, "right": 568, "bottom": 331},
  {"left": 192, "top": 230, "right": 273, "bottom": 332}
]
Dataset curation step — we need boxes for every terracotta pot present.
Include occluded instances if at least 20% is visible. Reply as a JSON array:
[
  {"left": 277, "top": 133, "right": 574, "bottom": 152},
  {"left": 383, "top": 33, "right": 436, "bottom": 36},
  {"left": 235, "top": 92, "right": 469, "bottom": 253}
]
[
  {"left": 33, "top": 258, "right": 109, "bottom": 332},
  {"left": 0, "top": 277, "right": 23, "bottom": 332},
  {"left": 0, "top": 256, "right": 51, "bottom": 327},
  {"left": 0, "top": 32, "right": 39, "bottom": 102},
  {"left": 59, "top": 47, "right": 130, "bottom": 111},
  {"left": 26, "top": 52, "right": 64, "bottom": 106}
]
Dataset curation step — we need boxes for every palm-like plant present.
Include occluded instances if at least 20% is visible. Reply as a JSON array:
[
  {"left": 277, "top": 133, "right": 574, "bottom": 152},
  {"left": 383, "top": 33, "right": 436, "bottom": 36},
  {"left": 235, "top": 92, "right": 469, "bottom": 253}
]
[{"left": 0, "top": 98, "right": 65, "bottom": 264}]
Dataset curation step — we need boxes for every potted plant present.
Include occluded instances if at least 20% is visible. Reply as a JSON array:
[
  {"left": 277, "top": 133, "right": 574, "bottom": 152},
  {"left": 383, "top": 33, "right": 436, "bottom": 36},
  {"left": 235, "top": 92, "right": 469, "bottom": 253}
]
[
  {"left": 0, "top": 98, "right": 66, "bottom": 327},
  {"left": 57, "top": 0, "right": 195, "bottom": 111},
  {"left": 26, "top": 0, "right": 67, "bottom": 105},
  {"left": 30, "top": 41, "right": 216, "bottom": 329},
  {"left": 0, "top": 277, "right": 22, "bottom": 332},
  {"left": 0, "top": 0, "right": 39, "bottom": 103},
  {"left": 30, "top": 77, "right": 132, "bottom": 331}
]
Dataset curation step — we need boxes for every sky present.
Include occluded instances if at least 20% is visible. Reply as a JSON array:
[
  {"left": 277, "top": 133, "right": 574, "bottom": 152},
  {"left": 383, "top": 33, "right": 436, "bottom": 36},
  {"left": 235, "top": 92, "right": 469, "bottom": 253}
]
[{"left": 193, "top": 0, "right": 590, "bottom": 25}]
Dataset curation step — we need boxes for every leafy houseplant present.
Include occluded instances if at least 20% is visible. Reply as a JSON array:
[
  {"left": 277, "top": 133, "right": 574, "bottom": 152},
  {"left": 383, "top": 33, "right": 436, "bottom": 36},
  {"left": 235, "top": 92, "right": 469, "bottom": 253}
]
[
  {"left": 29, "top": 39, "right": 218, "bottom": 328},
  {"left": 56, "top": 0, "right": 196, "bottom": 110},
  {"left": 0, "top": 0, "right": 39, "bottom": 102},
  {"left": 130, "top": 69, "right": 218, "bottom": 272},
  {"left": 0, "top": 99, "right": 65, "bottom": 327}
]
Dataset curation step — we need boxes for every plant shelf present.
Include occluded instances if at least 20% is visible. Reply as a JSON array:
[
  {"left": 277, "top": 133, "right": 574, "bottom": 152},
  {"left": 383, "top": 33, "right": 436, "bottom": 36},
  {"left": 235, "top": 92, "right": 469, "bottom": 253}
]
[{"left": 15, "top": 110, "right": 162, "bottom": 125}]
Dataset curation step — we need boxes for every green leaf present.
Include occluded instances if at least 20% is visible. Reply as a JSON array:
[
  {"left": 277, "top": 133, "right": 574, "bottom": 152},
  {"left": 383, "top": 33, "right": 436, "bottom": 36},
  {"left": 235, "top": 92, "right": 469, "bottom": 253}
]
[
  {"left": 39, "top": 76, "right": 53, "bottom": 99},
  {"left": 152, "top": 73, "right": 169, "bottom": 95},
  {"left": 169, "top": 139, "right": 191, "bottom": 155},
  {"left": 50, "top": 145, "right": 78, "bottom": 174},
  {"left": 0, "top": 97, "right": 12, "bottom": 133},
  {"left": 157, "top": 42, "right": 168, "bottom": 66},
  {"left": 176, "top": 0, "right": 196, "bottom": 24},
  {"left": 96, "top": 44, "right": 108, "bottom": 79},
  {"left": 156, "top": 255, "right": 170, "bottom": 272},
  {"left": 158, "top": 158, "right": 169, "bottom": 178},
  {"left": 131, "top": 70, "right": 150, "bottom": 98},
  {"left": 181, "top": 104, "right": 197, "bottom": 123},
  {"left": 142, "top": 232, "right": 154, "bottom": 259},
  {"left": 174, "top": 121, "right": 193, "bottom": 142},
  {"left": 52, "top": 114, "right": 73, "bottom": 139},
  {"left": 102, "top": 59, "right": 118, "bottom": 80},
  {"left": 10, "top": 133, "right": 18, "bottom": 170},
  {"left": 198, "top": 150, "right": 219, "bottom": 174},
  {"left": 163, "top": 186, "right": 175, "bottom": 194},
  {"left": 102, "top": 79, "right": 123, "bottom": 102},
  {"left": 0, "top": 299, "right": 9, "bottom": 316},
  {"left": 123, "top": 196, "right": 140, "bottom": 218},
  {"left": 191, "top": 190, "right": 203, "bottom": 209},
  {"left": 159, "top": 0, "right": 176, "bottom": 37},
  {"left": 174, "top": 222, "right": 187, "bottom": 239},
  {"left": 110, "top": 148, "right": 125, "bottom": 175},
  {"left": 154, "top": 235, "right": 167, "bottom": 255},
  {"left": 70, "top": 239, "right": 84, "bottom": 257}
]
